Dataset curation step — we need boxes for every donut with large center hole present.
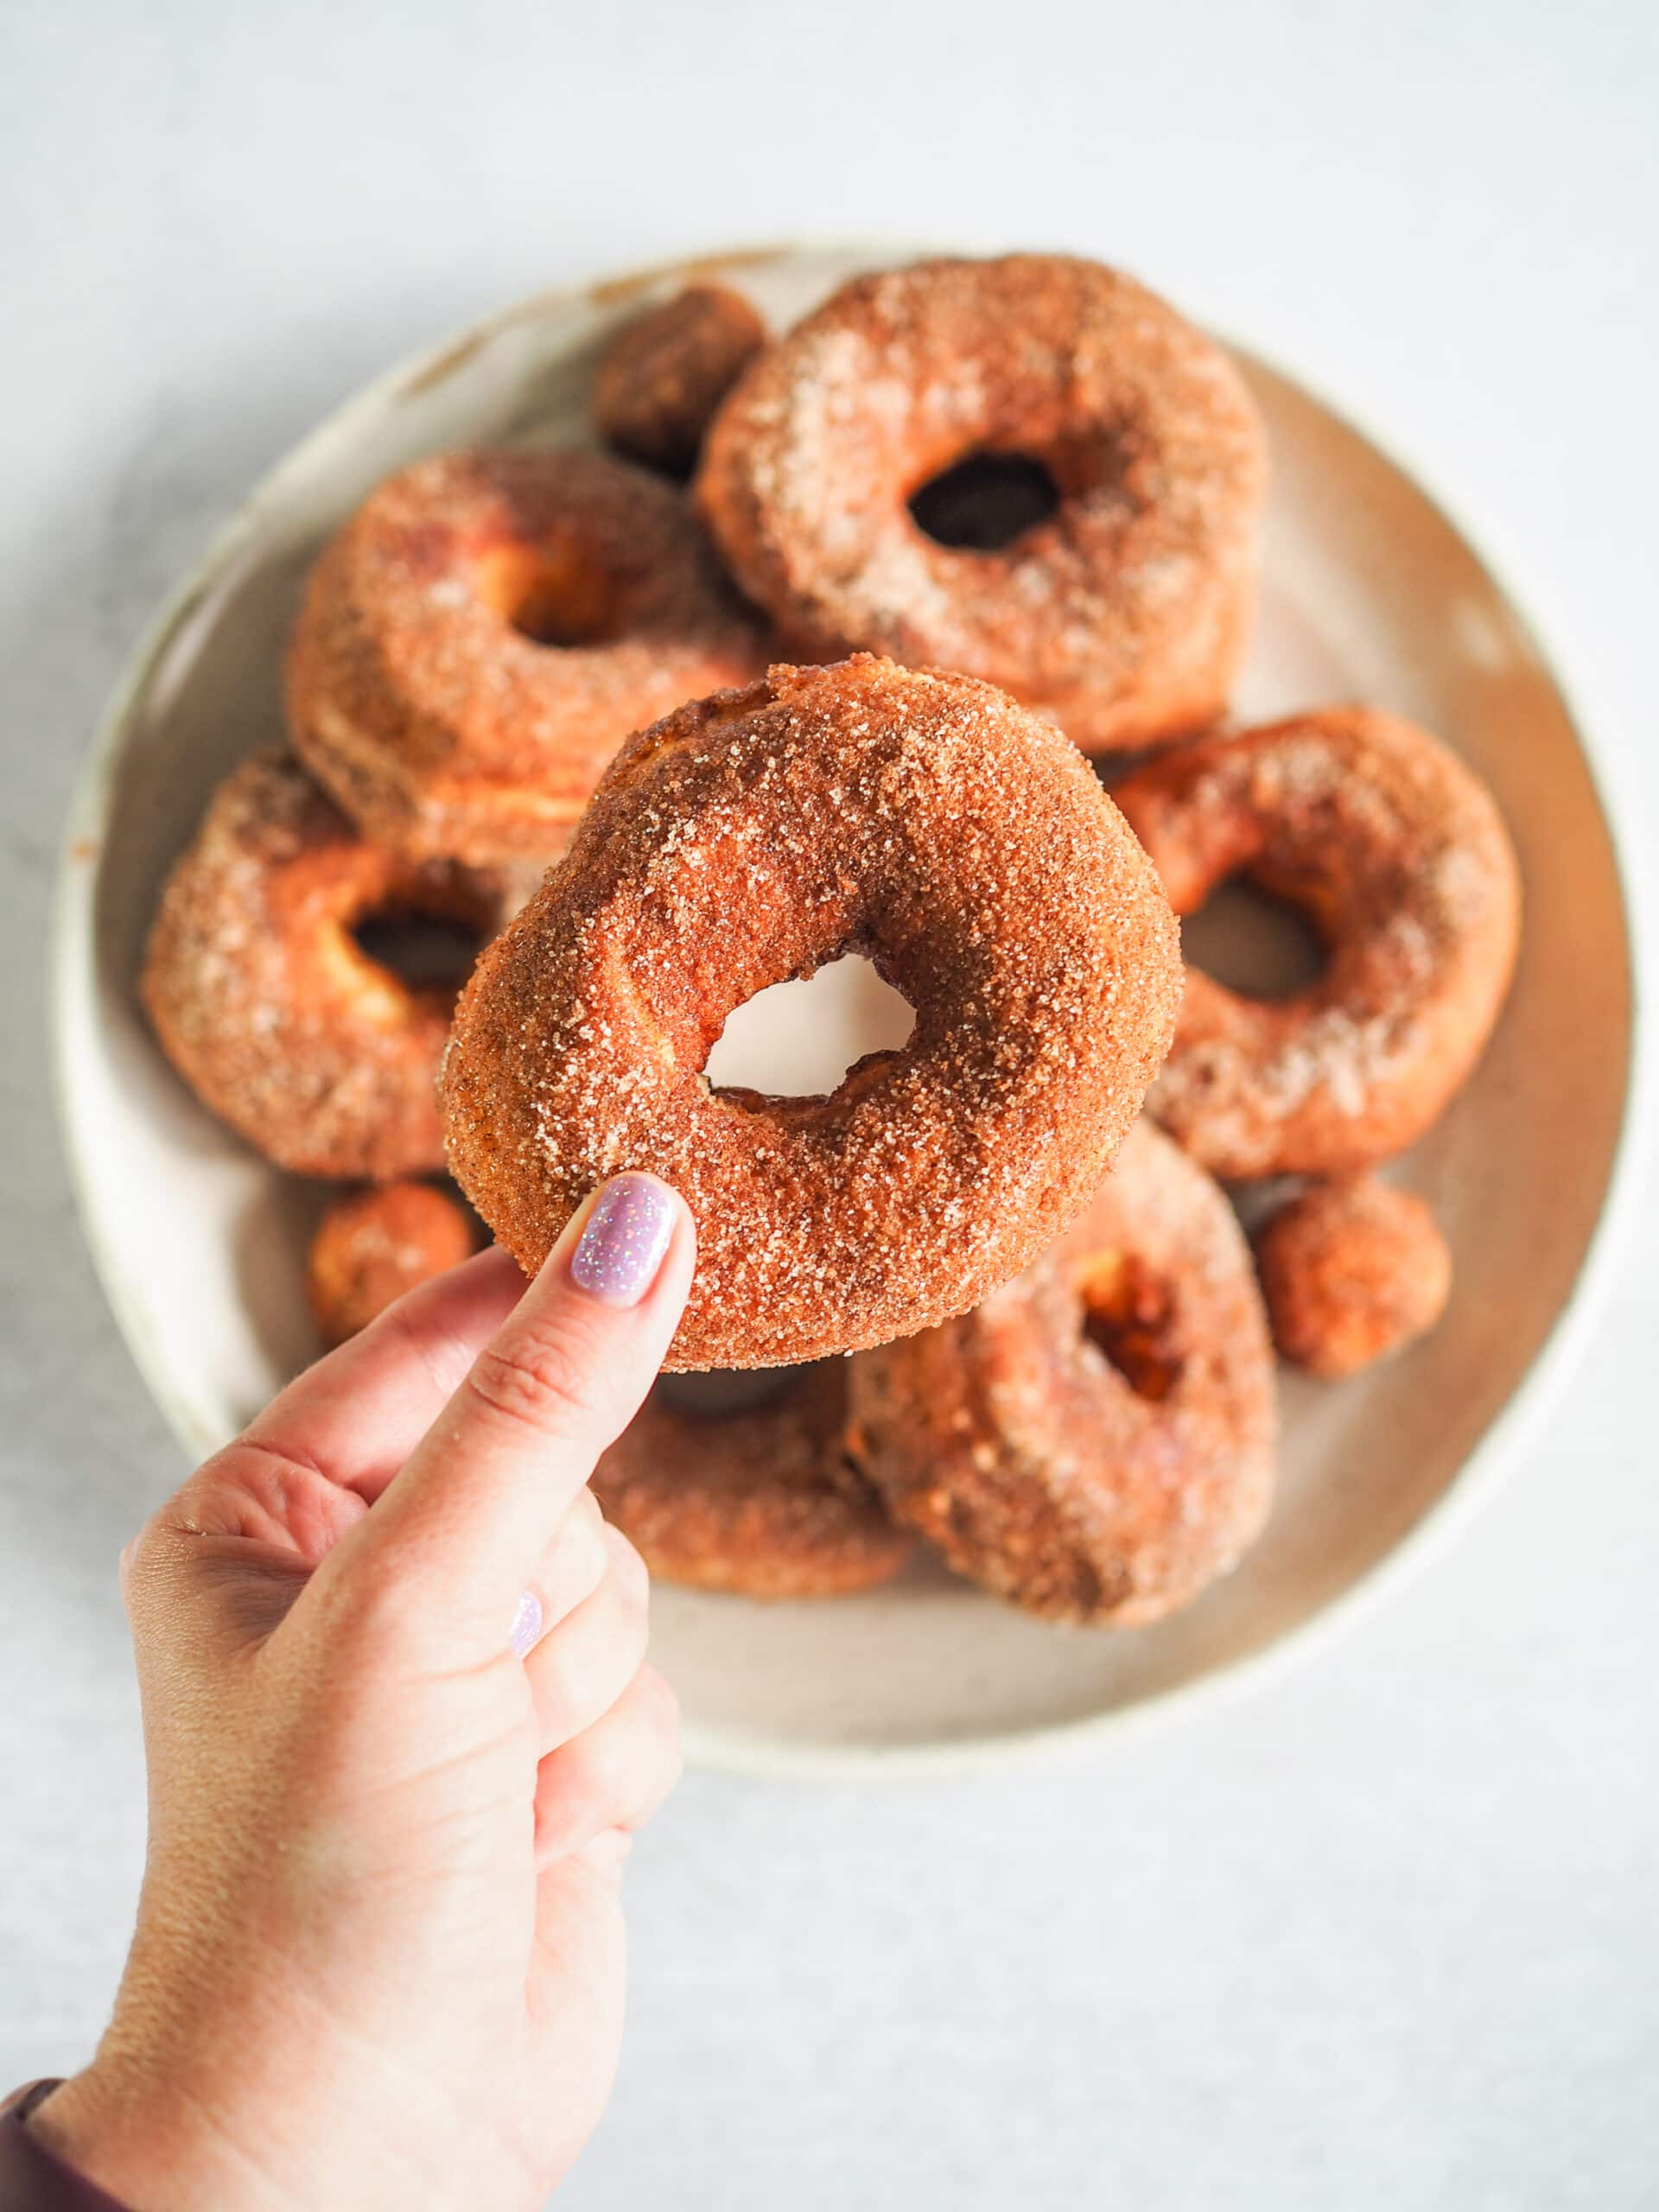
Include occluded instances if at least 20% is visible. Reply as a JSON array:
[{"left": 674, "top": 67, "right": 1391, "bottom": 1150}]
[
  {"left": 440, "top": 657, "right": 1182, "bottom": 1370},
  {"left": 1113, "top": 708, "right": 1522, "bottom": 1178},
  {"left": 696, "top": 255, "right": 1268, "bottom": 753}
]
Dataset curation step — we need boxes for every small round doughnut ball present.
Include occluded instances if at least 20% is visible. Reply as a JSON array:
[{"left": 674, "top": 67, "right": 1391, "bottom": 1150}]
[
  {"left": 594, "top": 284, "right": 768, "bottom": 478},
  {"left": 848, "top": 1119, "right": 1278, "bottom": 1626},
  {"left": 441, "top": 656, "right": 1182, "bottom": 1370},
  {"left": 307, "top": 1181, "right": 482, "bottom": 1347},
  {"left": 287, "top": 448, "right": 766, "bottom": 868},
  {"left": 697, "top": 254, "right": 1268, "bottom": 753},
  {"left": 142, "top": 751, "right": 517, "bottom": 1181},
  {"left": 593, "top": 1362, "right": 912, "bottom": 1599},
  {"left": 1114, "top": 708, "right": 1522, "bottom": 1178},
  {"left": 1254, "top": 1177, "right": 1452, "bottom": 1377}
]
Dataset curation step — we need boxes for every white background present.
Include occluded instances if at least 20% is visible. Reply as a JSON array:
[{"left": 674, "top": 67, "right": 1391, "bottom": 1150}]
[{"left": 3, "top": 3, "right": 1656, "bottom": 2205}]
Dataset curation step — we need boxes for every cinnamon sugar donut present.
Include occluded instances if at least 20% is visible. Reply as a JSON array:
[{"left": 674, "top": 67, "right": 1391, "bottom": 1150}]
[
  {"left": 847, "top": 1119, "right": 1277, "bottom": 1626},
  {"left": 442, "top": 657, "right": 1181, "bottom": 1370},
  {"left": 307, "top": 1180, "right": 481, "bottom": 1346},
  {"left": 696, "top": 255, "right": 1267, "bottom": 753},
  {"left": 594, "top": 284, "right": 767, "bottom": 478},
  {"left": 287, "top": 448, "right": 764, "bottom": 867},
  {"left": 143, "top": 751, "right": 517, "bottom": 1180},
  {"left": 1114, "top": 709, "right": 1521, "bottom": 1178},
  {"left": 1254, "top": 1176, "right": 1452, "bottom": 1377},
  {"left": 593, "top": 1363, "right": 912, "bottom": 1598}
]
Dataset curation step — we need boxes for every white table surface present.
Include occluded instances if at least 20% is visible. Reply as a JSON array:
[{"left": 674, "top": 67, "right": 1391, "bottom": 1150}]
[{"left": 3, "top": 3, "right": 1656, "bottom": 2205}]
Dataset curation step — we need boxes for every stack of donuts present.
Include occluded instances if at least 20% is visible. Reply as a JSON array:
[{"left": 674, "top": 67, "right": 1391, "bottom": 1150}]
[{"left": 143, "top": 252, "right": 1520, "bottom": 1630}]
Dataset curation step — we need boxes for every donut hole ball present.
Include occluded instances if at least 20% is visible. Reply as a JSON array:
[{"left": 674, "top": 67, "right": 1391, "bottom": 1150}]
[
  {"left": 1254, "top": 1176, "right": 1452, "bottom": 1377},
  {"left": 594, "top": 283, "right": 768, "bottom": 480},
  {"left": 307, "top": 1180, "right": 483, "bottom": 1347},
  {"left": 1177, "top": 872, "right": 1327, "bottom": 1003},
  {"left": 907, "top": 450, "right": 1062, "bottom": 552}
]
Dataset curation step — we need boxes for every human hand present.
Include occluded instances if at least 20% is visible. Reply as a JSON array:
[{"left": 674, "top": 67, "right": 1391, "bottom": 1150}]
[{"left": 32, "top": 1173, "right": 693, "bottom": 2212}]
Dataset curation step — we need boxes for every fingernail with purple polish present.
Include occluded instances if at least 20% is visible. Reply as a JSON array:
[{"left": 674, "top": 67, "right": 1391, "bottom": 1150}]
[
  {"left": 509, "top": 1590, "right": 542, "bottom": 1658},
  {"left": 570, "top": 1174, "right": 676, "bottom": 1306}
]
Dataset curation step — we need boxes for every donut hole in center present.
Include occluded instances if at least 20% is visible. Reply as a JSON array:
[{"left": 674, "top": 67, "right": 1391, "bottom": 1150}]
[
  {"left": 908, "top": 450, "right": 1061, "bottom": 551},
  {"left": 1077, "top": 1254, "right": 1184, "bottom": 1402},
  {"left": 474, "top": 542, "right": 623, "bottom": 648},
  {"left": 1180, "top": 875, "right": 1326, "bottom": 1001},
  {"left": 703, "top": 953, "right": 915, "bottom": 1101},
  {"left": 352, "top": 907, "right": 486, "bottom": 994}
]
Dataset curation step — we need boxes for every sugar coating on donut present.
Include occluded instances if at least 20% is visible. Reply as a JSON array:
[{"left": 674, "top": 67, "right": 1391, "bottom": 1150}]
[
  {"left": 307, "top": 1180, "right": 481, "bottom": 1346},
  {"left": 142, "top": 750, "right": 516, "bottom": 1180},
  {"left": 697, "top": 254, "right": 1267, "bottom": 753},
  {"left": 441, "top": 657, "right": 1182, "bottom": 1370},
  {"left": 1114, "top": 707, "right": 1521, "bottom": 1177},
  {"left": 847, "top": 1118, "right": 1278, "bottom": 1625},
  {"left": 287, "top": 447, "right": 766, "bottom": 867},
  {"left": 1253, "top": 1176, "right": 1452, "bottom": 1377},
  {"left": 594, "top": 284, "right": 768, "bottom": 478},
  {"left": 594, "top": 1360, "right": 912, "bottom": 1598}
]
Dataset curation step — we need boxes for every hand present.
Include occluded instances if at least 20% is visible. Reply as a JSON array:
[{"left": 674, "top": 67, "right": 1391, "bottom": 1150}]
[{"left": 32, "top": 1173, "right": 694, "bottom": 2212}]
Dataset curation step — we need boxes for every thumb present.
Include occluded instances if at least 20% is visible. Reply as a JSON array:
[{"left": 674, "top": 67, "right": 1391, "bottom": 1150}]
[{"left": 315, "top": 1173, "right": 694, "bottom": 1657}]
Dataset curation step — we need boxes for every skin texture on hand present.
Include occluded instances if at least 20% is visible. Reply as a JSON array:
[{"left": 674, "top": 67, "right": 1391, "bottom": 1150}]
[{"left": 31, "top": 1175, "right": 693, "bottom": 2212}]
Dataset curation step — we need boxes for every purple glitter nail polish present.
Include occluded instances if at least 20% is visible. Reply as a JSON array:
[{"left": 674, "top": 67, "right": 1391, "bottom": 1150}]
[
  {"left": 509, "top": 1590, "right": 542, "bottom": 1658},
  {"left": 569, "top": 1174, "right": 676, "bottom": 1306}
]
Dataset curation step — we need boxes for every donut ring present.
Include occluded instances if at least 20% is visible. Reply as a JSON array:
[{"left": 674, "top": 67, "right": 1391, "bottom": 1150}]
[
  {"left": 306, "top": 1180, "right": 481, "bottom": 1347},
  {"left": 847, "top": 1119, "right": 1278, "bottom": 1626},
  {"left": 593, "top": 1363, "right": 912, "bottom": 1598},
  {"left": 696, "top": 255, "right": 1268, "bottom": 753},
  {"left": 594, "top": 284, "right": 767, "bottom": 479},
  {"left": 1113, "top": 709, "right": 1521, "bottom": 1178},
  {"left": 143, "top": 751, "right": 518, "bottom": 1180},
  {"left": 287, "top": 448, "right": 765, "bottom": 867},
  {"left": 441, "top": 657, "right": 1182, "bottom": 1370},
  {"left": 1253, "top": 1176, "right": 1452, "bottom": 1377}
]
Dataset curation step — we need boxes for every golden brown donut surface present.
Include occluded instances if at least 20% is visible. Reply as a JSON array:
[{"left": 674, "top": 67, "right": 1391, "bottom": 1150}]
[
  {"left": 287, "top": 448, "right": 765, "bottom": 867},
  {"left": 847, "top": 1119, "right": 1278, "bottom": 1626},
  {"left": 442, "top": 657, "right": 1182, "bottom": 1370},
  {"left": 594, "top": 1362, "right": 912, "bottom": 1598},
  {"left": 1114, "top": 709, "right": 1522, "bottom": 1178},
  {"left": 594, "top": 284, "right": 768, "bottom": 478},
  {"left": 696, "top": 255, "right": 1267, "bottom": 753},
  {"left": 143, "top": 751, "right": 515, "bottom": 1180},
  {"left": 1254, "top": 1175, "right": 1452, "bottom": 1377},
  {"left": 306, "top": 1180, "right": 481, "bottom": 1347}
]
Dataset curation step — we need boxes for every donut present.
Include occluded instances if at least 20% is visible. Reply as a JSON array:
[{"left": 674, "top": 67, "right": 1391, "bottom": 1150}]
[
  {"left": 287, "top": 448, "right": 765, "bottom": 868},
  {"left": 846, "top": 1119, "right": 1278, "bottom": 1626},
  {"left": 143, "top": 750, "right": 519, "bottom": 1180},
  {"left": 696, "top": 254, "right": 1267, "bottom": 753},
  {"left": 594, "top": 284, "right": 768, "bottom": 478},
  {"left": 1113, "top": 709, "right": 1521, "bottom": 1178},
  {"left": 441, "top": 656, "right": 1182, "bottom": 1370},
  {"left": 1253, "top": 1176, "right": 1452, "bottom": 1377},
  {"left": 306, "top": 1180, "right": 482, "bottom": 1347},
  {"left": 592, "top": 1363, "right": 912, "bottom": 1598}
]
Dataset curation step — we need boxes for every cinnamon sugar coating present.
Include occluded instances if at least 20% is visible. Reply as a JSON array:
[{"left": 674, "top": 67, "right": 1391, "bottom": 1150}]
[
  {"left": 594, "top": 284, "right": 767, "bottom": 478},
  {"left": 441, "top": 657, "right": 1182, "bottom": 1370},
  {"left": 306, "top": 1180, "right": 480, "bottom": 1347},
  {"left": 287, "top": 448, "right": 765, "bottom": 867},
  {"left": 696, "top": 255, "right": 1267, "bottom": 753},
  {"left": 142, "top": 751, "right": 516, "bottom": 1180},
  {"left": 1254, "top": 1176, "right": 1452, "bottom": 1377},
  {"left": 848, "top": 1118, "right": 1277, "bottom": 1626},
  {"left": 593, "top": 1361, "right": 912, "bottom": 1598},
  {"left": 1114, "top": 709, "right": 1521, "bottom": 1178}
]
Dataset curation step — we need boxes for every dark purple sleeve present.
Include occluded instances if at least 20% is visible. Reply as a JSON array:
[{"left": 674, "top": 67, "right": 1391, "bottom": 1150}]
[{"left": 0, "top": 2087, "right": 131, "bottom": 2212}]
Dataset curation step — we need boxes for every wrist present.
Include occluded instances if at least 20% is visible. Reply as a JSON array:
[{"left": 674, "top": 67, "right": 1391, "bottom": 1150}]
[{"left": 26, "top": 2065, "right": 285, "bottom": 2212}]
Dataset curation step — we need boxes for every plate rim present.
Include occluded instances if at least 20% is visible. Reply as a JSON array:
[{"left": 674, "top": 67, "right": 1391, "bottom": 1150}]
[{"left": 50, "top": 239, "right": 1650, "bottom": 1782}]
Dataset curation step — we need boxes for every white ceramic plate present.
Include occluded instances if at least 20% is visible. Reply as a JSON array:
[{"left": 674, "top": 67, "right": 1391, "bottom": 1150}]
[{"left": 54, "top": 245, "right": 1638, "bottom": 1777}]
